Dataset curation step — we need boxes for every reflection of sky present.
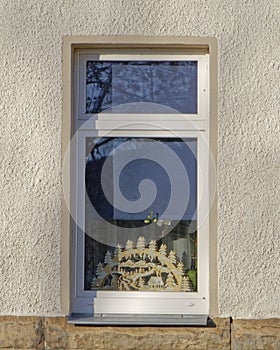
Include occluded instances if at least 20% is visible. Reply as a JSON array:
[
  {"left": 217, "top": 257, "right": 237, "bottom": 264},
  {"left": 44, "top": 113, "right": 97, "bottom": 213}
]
[
  {"left": 86, "top": 61, "right": 197, "bottom": 114},
  {"left": 85, "top": 138, "right": 197, "bottom": 221}
]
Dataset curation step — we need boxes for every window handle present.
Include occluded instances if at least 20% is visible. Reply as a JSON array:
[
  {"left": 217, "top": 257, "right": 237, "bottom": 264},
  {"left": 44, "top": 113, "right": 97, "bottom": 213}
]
[{"left": 186, "top": 302, "right": 195, "bottom": 307}]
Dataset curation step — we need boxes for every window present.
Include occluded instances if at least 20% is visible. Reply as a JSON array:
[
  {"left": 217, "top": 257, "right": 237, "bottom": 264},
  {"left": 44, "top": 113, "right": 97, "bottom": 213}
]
[{"left": 62, "top": 37, "right": 217, "bottom": 325}]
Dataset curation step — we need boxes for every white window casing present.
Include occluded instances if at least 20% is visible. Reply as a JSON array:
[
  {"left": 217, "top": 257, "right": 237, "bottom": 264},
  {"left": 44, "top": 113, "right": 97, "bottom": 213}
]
[{"left": 68, "top": 47, "right": 212, "bottom": 325}]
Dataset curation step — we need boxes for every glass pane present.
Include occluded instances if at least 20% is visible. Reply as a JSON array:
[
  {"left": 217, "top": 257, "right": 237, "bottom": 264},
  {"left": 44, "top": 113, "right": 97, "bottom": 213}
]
[
  {"left": 84, "top": 137, "right": 197, "bottom": 292},
  {"left": 86, "top": 61, "right": 197, "bottom": 114}
]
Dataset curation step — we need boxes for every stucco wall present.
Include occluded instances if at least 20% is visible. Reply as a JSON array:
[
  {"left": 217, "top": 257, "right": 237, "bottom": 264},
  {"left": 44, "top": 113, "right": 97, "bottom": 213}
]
[{"left": 0, "top": 0, "right": 279, "bottom": 318}]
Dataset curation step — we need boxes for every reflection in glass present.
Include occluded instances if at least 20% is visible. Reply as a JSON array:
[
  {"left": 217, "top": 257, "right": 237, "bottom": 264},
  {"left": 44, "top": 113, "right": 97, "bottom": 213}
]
[
  {"left": 84, "top": 137, "right": 198, "bottom": 292},
  {"left": 86, "top": 61, "right": 197, "bottom": 114}
]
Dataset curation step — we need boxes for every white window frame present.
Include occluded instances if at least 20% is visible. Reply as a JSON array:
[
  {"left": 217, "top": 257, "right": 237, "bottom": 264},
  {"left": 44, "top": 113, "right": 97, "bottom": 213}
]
[{"left": 70, "top": 48, "right": 211, "bottom": 323}]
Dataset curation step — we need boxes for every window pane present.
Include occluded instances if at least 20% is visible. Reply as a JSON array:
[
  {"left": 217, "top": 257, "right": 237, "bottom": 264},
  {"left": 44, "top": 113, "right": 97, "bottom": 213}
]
[
  {"left": 84, "top": 137, "right": 197, "bottom": 292},
  {"left": 86, "top": 61, "right": 197, "bottom": 114}
]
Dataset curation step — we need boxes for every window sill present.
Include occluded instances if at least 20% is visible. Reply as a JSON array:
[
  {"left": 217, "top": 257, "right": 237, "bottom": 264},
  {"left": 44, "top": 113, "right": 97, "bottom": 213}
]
[{"left": 67, "top": 313, "right": 209, "bottom": 326}]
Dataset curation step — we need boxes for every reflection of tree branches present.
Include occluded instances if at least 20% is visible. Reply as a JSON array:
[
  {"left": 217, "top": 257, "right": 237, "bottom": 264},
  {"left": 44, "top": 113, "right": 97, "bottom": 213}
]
[
  {"left": 87, "top": 62, "right": 112, "bottom": 113},
  {"left": 90, "top": 137, "right": 131, "bottom": 159},
  {"left": 113, "top": 67, "right": 192, "bottom": 104},
  {"left": 112, "top": 84, "right": 156, "bottom": 103},
  {"left": 88, "top": 136, "right": 192, "bottom": 167},
  {"left": 87, "top": 62, "right": 111, "bottom": 84},
  {"left": 86, "top": 61, "right": 197, "bottom": 113}
]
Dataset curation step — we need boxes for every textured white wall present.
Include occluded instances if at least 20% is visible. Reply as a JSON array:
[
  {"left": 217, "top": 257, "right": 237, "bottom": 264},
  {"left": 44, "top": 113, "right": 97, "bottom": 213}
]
[{"left": 0, "top": 0, "right": 279, "bottom": 318}]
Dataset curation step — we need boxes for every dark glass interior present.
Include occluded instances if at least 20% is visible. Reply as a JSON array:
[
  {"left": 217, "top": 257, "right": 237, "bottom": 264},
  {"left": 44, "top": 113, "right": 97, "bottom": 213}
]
[
  {"left": 85, "top": 137, "right": 197, "bottom": 221},
  {"left": 84, "top": 137, "right": 198, "bottom": 292},
  {"left": 86, "top": 61, "right": 197, "bottom": 114}
]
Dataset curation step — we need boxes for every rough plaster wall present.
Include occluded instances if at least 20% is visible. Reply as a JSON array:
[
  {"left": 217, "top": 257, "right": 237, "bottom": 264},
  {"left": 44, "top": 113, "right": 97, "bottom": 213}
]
[{"left": 0, "top": 0, "right": 279, "bottom": 318}]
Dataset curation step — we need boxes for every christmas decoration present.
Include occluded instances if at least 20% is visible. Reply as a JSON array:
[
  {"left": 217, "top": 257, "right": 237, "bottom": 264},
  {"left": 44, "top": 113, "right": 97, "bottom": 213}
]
[{"left": 91, "top": 236, "right": 196, "bottom": 292}]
